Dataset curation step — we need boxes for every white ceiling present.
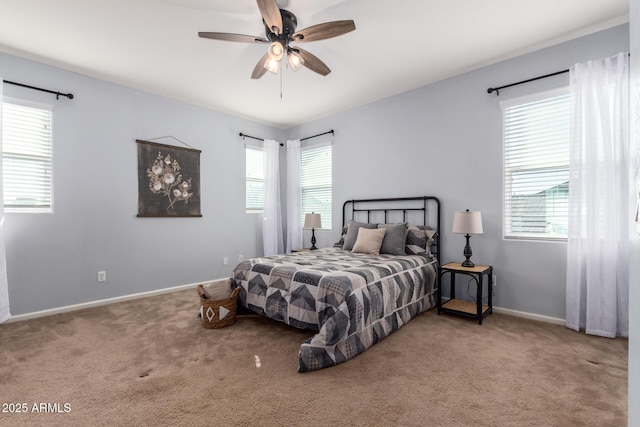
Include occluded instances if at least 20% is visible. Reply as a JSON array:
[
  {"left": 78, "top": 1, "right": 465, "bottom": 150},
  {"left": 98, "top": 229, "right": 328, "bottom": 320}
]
[{"left": 0, "top": 0, "right": 629, "bottom": 129}]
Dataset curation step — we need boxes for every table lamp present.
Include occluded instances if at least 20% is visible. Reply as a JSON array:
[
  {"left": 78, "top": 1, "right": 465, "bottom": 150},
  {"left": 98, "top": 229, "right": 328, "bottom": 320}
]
[
  {"left": 303, "top": 213, "right": 322, "bottom": 250},
  {"left": 452, "top": 209, "right": 483, "bottom": 267}
]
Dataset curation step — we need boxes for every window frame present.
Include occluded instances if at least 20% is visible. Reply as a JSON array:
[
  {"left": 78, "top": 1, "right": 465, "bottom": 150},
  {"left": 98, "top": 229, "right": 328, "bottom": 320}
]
[
  {"left": 300, "top": 141, "right": 332, "bottom": 231},
  {"left": 501, "top": 87, "right": 570, "bottom": 241},
  {"left": 1, "top": 97, "right": 54, "bottom": 214},
  {"left": 245, "top": 143, "right": 264, "bottom": 214}
]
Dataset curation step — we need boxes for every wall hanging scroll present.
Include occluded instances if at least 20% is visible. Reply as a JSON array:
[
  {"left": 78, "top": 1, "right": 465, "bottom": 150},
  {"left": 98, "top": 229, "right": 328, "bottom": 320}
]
[{"left": 136, "top": 139, "right": 202, "bottom": 217}]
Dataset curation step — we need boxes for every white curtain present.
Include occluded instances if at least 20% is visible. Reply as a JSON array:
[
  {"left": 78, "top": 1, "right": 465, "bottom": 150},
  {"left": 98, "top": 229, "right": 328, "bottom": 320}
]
[
  {"left": 566, "top": 52, "right": 630, "bottom": 338},
  {"left": 262, "top": 139, "right": 284, "bottom": 256},
  {"left": 0, "top": 79, "right": 10, "bottom": 323},
  {"left": 285, "top": 139, "right": 302, "bottom": 252}
]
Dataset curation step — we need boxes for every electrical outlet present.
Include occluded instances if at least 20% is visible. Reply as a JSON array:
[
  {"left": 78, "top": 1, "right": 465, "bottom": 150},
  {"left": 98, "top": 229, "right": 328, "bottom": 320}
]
[
  {"left": 492, "top": 274, "right": 497, "bottom": 288},
  {"left": 238, "top": 255, "right": 244, "bottom": 262},
  {"left": 97, "top": 271, "right": 106, "bottom": 282},
  {"left": 223, "top": 256, "right": 228, "bottom": 265}
]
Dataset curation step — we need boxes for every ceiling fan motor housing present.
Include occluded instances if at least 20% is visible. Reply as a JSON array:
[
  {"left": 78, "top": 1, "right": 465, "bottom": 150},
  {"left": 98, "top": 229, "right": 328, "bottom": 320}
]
[{"left": 265, "top": 9, "right": 297, "bottom": 46}]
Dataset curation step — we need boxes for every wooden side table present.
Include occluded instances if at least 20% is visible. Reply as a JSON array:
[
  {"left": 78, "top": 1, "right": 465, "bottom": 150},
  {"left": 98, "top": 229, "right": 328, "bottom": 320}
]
[
  {"left": 291, "top": 248, "right": 312, "bottom": 253},
  {"left": 438, "top": 262, "right": 493, "bottom": 324}
]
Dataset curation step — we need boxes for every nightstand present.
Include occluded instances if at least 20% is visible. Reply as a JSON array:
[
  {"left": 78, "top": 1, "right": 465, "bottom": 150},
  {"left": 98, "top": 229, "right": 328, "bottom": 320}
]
[
  {"left": 438, "top": 262, "right": 493, "bottom": 324},
  {"left": 291, "top": 248, "right": 312, "bottom": 253}
]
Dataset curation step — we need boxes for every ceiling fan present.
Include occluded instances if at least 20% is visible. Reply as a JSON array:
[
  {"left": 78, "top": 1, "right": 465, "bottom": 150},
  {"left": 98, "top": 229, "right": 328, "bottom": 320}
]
[{"left": 198, "top": 0, "right": 356, "bottom": 79}]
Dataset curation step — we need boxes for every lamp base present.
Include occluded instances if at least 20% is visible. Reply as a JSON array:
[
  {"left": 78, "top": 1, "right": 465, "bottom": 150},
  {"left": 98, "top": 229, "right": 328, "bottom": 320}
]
[
  {"left": 461, "top": 233, "right": 474, "bottom": 267},
  {"left": 310, "top": 228, "right": 317, "bottom": 250}
]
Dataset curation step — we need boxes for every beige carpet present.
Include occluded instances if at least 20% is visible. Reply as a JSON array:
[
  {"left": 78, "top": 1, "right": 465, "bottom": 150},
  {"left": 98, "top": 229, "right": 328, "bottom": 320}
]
[{"left": 0, "top": 289, "right": 627, "bottom": 427}]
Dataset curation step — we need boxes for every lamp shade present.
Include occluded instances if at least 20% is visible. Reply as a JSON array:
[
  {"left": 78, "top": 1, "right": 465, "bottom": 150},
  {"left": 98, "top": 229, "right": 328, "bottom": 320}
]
[
  {"left": 452, "top": 210, "right": 483, "bottom": 234},
  {"left": 304, "top": 213, "right": 322, "bottom": 229}
]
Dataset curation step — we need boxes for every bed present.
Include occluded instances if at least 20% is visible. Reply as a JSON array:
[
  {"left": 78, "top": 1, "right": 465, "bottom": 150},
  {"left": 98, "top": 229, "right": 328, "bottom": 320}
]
[{"left": 231, "top": 196, "right": 441, "bottom": 372}]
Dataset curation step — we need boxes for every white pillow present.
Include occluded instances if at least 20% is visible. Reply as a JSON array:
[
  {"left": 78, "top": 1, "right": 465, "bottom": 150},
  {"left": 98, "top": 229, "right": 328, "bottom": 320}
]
[{"left": 351, "top": 227, "right": 387, "bottom": 255}]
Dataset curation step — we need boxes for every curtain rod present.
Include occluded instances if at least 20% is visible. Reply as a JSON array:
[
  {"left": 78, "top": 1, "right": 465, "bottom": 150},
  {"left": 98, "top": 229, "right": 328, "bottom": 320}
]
[
  {"left": 488, "top": 53, "right": 631, "bottom": 96},
  {"left": 3, "top": 80, "right": 74, "bottom": 100},
  {"left": 239, "top": 129, "right": 334, "bottom": 146},
  {"left": 487, "top": 69, "right": 568, "bottom": 96}
]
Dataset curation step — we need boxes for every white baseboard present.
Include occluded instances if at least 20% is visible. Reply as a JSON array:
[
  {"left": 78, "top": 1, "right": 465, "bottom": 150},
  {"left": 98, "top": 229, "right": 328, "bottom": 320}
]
[
  {"left": 439, "top": 297, "right": 566, "bottom": 326},
  {"left": 7, "top": 284, "right": 566, "bottom": 327},
  {"left": 492, "top": 306, "right": 565, "bottom": 326},
  {"left": 5, "top": 280, "right": 212, "bottom": 323}
]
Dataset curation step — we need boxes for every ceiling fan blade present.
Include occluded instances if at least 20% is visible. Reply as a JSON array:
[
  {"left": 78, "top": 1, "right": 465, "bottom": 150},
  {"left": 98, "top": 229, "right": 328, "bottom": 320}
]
[
  {"left": 292, "top": 20, "right": 356, "bottom": 42},
  {"left": 251, "top": 53, "right": 270, "bottom": 79},
  {"left": 257, "top": 0, "right": 283, "bottom": 35},
  {"left": 198, "top": 32, "right": 268, "bottom": 43},
  {"left": 295, "top": 47, "right": 331, "bottom": 76}
]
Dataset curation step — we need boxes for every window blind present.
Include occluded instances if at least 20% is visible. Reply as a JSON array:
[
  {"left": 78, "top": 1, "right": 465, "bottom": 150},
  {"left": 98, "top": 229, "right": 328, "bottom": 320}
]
[
  {"left": 502, "top": 88, "right": 570, "bottom": 239},
  {"left": 301, "top": 143, "right": 332, "bottom": 229},
  {"left": 245, "top": 145, "right": 264, "bottom": 211},
  {"left": 2, "top": 99, "right": 53, "bottom": 212}
]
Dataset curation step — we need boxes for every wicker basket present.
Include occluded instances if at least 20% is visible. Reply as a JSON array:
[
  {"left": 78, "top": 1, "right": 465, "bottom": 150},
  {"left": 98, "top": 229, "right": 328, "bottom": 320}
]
[{"left": 197, "top": 284, "right": 242, "bottom": 329}]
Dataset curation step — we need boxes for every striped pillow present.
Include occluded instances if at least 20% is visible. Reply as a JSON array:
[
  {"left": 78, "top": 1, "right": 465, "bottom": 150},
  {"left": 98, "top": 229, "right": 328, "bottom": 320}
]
[{"left": 405, "top": 226, "right": 436, "bottom": 255}]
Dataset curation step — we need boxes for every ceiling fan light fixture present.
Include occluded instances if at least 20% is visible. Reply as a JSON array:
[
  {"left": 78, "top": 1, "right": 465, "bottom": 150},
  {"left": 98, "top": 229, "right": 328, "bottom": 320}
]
[
  {"left": 287, "top": 50, "right": 304, "bottom": 71},
  {"left": 199, "top": 0, "right": 356, "bottom": 79},
  {"left": 267, "top": 41, "right": 284, "bottom": 61},
  {"left": 264, "top": 56, "right": 280, "bottom": 74}
]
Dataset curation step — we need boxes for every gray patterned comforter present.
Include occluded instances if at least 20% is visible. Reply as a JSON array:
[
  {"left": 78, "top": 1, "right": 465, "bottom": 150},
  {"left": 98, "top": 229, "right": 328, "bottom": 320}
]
[{"left": 231, "top": 248, "right": 438, "bottom": 372}]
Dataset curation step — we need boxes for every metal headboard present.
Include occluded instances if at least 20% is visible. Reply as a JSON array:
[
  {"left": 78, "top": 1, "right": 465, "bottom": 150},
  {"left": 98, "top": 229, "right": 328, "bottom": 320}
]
[{"left": 342, "top": 196, "right": 441, "bottom": 264}]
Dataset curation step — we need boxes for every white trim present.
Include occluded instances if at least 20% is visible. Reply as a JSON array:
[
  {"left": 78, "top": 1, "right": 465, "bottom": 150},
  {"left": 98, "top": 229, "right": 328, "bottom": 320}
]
[
  {"left": 498, "top": 85, "right": 569, "bottom": 109},
  {"left": 440, "top": 297, "right": 566, "bottom": 326},
  {"left": 3, "top": 96, "right": 53, "bottom": 112},
  {"left": 300, "top": 138, "right": 332, "bottom": 151},
  {"left": 7, "top": 283, "right": 567, "bottom": 327},
  {"left": 492, "top": 306, "right": 565, "bottom": 326},
  {"left": 5, "top": 279, "right": 223, "bottom": 323}
]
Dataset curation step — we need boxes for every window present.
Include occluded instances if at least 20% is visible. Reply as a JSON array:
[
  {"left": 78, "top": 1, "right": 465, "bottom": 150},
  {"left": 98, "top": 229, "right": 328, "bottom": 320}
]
[
  {"left": 2, "top": 99, "right": 53, "bottom": 213},
  {"left": 301, "top": 143, "right": 332, "bottom": 229},
  {"left": 245, "top": 145, "right": 264, "bottom": 212},
  {"left": 502, "top": 88, "right": 570, "bottom": 240},
  {"left": 245, "top": 141, "right": 332, "bottom": 225}
]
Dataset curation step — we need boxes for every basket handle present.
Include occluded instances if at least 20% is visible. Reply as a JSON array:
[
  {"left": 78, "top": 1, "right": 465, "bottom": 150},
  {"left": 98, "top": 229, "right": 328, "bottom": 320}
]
[
  {"left": 197, "top": 284, "right": 205, "bottom": 298},
  {"left": 230, "top": 286, "right": 242, "bottom": 299}
]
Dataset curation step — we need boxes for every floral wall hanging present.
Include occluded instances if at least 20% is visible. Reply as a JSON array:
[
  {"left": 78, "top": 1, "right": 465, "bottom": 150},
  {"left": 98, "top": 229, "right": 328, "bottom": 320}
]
[{"left": 136, "top": 139, "right": 202, "bottom": 217}]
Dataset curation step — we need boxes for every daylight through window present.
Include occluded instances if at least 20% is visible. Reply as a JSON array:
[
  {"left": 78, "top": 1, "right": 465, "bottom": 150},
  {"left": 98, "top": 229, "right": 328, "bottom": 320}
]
[
  {"left": 2, "top": 99, "right": 53, "bottom": 213},
  {"left": 245, "top": 145, "right": 264, "bottom": 212},
  {"left": 301, "top": 143, "right": 332, "bottom": 229},
  {"left": 502, "top": 88, "right": 570, "bottom": 240}
]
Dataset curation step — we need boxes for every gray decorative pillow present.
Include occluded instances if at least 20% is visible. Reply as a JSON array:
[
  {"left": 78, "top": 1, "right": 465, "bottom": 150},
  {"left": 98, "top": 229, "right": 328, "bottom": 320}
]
[
  {"left": 378, "top": 223, "right": 408, "bottom": 255},
  {"left": 333, "top": 225, "right": 348, "bottom": 248},
  {"left": 342, "top": 221, "right": 377, "bottom": 251}
]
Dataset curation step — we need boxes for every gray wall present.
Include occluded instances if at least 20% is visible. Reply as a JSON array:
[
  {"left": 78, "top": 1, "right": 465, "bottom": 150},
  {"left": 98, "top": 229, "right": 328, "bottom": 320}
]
[
  {"left": 0, "top": 24, "right": 630, "bottom": 323},
  {"left": 1, "top": 53, "right": 284, "bottom": 315},
  {"left": 628, "top": 0, "right": 639, "bottom": 424},
  {"left": 286, "top": 24, "right": 629, "bottom": 320},
  {"left": 2, "top": 17, "right": 635, "bottom": 423}
]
